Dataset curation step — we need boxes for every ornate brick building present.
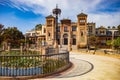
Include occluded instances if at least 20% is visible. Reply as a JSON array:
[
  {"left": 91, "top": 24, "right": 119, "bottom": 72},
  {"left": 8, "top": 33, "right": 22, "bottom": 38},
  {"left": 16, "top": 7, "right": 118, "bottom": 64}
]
[
  {"left": 25, "top": 8, "right": 119, "bottom": 50},
  {"left": 95, "top": 26, "right": 119, "bottom": 48},
  {"left": 45, "top": 12, "right": 88, "bottom": 49},
  {"left": 26, "top": 12, "right": 89, "bottom": 50}
]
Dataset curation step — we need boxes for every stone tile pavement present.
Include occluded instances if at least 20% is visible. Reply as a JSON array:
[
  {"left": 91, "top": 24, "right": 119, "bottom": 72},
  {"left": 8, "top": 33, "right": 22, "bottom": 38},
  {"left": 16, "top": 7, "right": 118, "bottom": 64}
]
[{"left": 30, "top": 52, "right": 120, "bottom": 80}]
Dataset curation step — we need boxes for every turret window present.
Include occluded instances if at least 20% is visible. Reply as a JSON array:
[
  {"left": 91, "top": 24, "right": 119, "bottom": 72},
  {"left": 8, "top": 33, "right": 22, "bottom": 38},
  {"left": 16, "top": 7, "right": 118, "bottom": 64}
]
[
  {"left": 48, "top": 32, "right": 51, "bottom": 40},
  {"left": 47, "top": 20, "right": 52, "bottom": 26},
  {"left": 81, "top": 31, "right": 84, "bottom": 36},
  {"left": 48, "top": 32, "right": 50, "bottom": 36},
  {"left": 80, "top": 20, "right": 85, "bottom": 22},
  {"left": 64, "top": 26, "right": 68, "bottom": 32},
  {"left": 44, "top": 28, "right": 46, "bottom": 33},
  {"left": 72, "top": 26, "right": 76, "bottom": 31}
]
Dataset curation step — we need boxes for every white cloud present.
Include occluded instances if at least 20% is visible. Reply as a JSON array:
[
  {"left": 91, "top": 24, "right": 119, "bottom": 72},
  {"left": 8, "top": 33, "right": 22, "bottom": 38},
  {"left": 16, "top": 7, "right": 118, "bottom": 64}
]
[
  {"left": 10, "top": 0, "right": 101, "bottom": 15},
  {"left": 88, "top": 12, "right": 120, "bottom": 27},
  {"left": 9, "top": 0, "right": 120, "bottom": 27}
]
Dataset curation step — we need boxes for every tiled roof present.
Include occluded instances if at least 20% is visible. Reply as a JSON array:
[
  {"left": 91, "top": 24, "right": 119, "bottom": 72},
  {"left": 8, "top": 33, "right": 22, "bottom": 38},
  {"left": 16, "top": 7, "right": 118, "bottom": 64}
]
[
  {"left": 46, "top": 15, "right": 54, "bottom": 18},
  {"left": 77, "top": 13, "right": 87, "bottom": 17}
]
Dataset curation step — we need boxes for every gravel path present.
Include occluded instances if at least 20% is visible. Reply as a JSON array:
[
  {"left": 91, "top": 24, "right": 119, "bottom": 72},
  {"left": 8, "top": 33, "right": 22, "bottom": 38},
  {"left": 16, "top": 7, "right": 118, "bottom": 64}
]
[{"left": 31, "top": 52, "right": 120, "bottom": 80}]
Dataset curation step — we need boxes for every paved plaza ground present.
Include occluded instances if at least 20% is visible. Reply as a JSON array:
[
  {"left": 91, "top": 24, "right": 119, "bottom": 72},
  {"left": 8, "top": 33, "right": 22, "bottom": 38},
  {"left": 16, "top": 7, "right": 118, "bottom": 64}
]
[{"left": 31, "top": 52, "right": 120, "bottom": 80}]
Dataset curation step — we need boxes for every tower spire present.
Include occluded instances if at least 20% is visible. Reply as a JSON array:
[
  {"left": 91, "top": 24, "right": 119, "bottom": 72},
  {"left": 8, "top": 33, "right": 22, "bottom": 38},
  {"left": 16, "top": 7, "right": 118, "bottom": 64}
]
[
  {"left": 81, "top": 9, "right": 83, "bottom": 13},
  {"left": 56, "top": 4, "right": 58, "bottom": 8}
]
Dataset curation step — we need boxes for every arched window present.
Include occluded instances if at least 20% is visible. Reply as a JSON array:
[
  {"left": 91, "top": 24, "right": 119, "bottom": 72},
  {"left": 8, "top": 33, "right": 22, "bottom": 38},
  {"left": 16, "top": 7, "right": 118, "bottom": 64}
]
[
  {"left": 63, "top": 34, "right": 68, "bottom": 38},
  {"left": 64, "top": 26, "right": 68, "bottom": 32},
  {"left": 72, "top": 35, "right": 76, "bottom": 38},
  {"left": 107, "top": 31, "right": 112, "bottom": 36},
  {"left": 81, "top": 31, "right": 83, "bottom": 36},
  {"left": 63, "top": 34, "right": 68, "bottom": 45},
  {"left": 48, "top": 32, "right": 50, "bottom": 36}
]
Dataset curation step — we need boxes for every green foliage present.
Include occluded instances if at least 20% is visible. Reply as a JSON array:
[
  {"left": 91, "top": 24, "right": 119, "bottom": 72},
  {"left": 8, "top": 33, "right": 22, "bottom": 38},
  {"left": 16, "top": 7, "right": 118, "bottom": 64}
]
[
  {"left": 43, "top": 59, "right": 66, "bottom": 74},
  {"left": 1, "top": 27, "right": 24, "bottom": 47},
  {"left": 112, "top": 26, "right": 116, "bottom": 29},
  {"left": 0, "top": 50, "right": 40, "bottom": 55},
  {"left": 89, "top": 36, "right": 99, "bottom": 47},
  {"left": 2, "top": 57, "right": 42, "bottom": 68},
  {"left": 35, "top": 24, "right": 42, "bottom": 30},
  {"left": 106, "top": 40, "right": 112, "bottom": 46},
  {"left": 0, "top": 50, "right": 41, "bottom": 68},
  {"left": 113, "top": 37, "right": 120, "bottom": 47},
  {"left": 0, "top": 24, "right": 4, "bottom": 44},
  {"left": 117, "top": 25, "right": 120, "bottom": 34}
]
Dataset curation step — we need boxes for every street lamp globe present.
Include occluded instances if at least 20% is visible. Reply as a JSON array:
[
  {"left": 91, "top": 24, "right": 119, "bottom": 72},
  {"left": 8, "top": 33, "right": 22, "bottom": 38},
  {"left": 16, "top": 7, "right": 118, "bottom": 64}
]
[{"left": 52, "top": 5, "right": 61, "bottom": 16}]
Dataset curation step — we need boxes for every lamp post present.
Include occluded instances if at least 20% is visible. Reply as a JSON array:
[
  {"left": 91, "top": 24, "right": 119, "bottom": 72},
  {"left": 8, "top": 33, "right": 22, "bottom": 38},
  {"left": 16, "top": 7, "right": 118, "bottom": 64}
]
[{"left": 52, "top": 5, "right": 61, "bottom": 48}]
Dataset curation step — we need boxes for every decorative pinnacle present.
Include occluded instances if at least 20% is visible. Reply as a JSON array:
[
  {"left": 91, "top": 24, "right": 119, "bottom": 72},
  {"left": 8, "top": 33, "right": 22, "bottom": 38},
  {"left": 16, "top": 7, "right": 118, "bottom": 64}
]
[
  {"left": 81, "top": 10, "right": 83, "bottom": 13},
  {"left": 56, "top": 4, "right": 58, "bottom": 8}
]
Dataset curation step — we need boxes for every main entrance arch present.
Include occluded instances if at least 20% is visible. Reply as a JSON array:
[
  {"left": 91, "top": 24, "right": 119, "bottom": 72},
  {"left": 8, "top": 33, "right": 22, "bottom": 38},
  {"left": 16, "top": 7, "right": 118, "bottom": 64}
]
[{"left": 63, "top": 34, "right": 68, "bottom": 45}]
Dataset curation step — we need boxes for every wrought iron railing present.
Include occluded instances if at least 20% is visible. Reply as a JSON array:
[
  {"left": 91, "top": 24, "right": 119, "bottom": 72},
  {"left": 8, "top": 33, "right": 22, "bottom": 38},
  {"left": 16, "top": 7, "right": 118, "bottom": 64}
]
[{"left": 0, "top": 52, "right": 70, "bottom": 77}]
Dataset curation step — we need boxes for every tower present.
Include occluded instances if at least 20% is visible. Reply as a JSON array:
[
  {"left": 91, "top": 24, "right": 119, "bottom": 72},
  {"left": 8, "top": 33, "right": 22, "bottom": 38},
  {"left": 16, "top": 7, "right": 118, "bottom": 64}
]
[
  {"left": 46, "top": 15, "right": 55, "bottom": 45},
  {"left": 77, "top": 13, "right": 88, "bottom": 48}
]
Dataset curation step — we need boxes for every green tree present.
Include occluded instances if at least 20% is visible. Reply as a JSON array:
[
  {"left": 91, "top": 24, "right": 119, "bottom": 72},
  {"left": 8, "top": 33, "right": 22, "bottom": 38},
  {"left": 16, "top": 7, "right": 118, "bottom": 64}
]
[
  {"left": 1, "top": 27, "right": 24, "bottom": 48},
  {"left": 35, "top": 24, "right": 42, "bottom": 30},
  {"left": 113, "top": 37, "right": 120, "bottom": 47},
  {"left": 89, "top": 36, "right": 99, "bottom": 54},
  {"left": 0, "top": 24, "right": 4, "bottom": 44},
  {"left": 106, "top": 40, "right": 112, "bottom": 48},
  {"left": 113, "top": 37, "right": 120, "bottom": 52},
  {"left": 117, "top": 25, "right": 120, "bottom": 34},
  {"left": 107, "top": 26, "right": 111, "bottom": 29},
  {"left": 0, "top": 24, "right": 4, "bottom": 32}
]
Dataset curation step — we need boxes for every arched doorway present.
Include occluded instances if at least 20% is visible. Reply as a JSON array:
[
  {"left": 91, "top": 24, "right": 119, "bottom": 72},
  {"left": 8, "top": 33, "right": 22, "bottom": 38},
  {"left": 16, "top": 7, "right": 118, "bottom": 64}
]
[
  {"left": 63, "top": 34, "right": 68, "bottom": 45},
  {"left": 72, "top": 35, "right": 76, "bottom": 45}
]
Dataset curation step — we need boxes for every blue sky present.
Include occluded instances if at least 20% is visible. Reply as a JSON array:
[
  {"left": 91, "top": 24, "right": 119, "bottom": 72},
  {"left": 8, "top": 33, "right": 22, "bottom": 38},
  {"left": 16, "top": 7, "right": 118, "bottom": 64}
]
[{"left": 0, "top": 0, "right": 120, "bottom": 33}]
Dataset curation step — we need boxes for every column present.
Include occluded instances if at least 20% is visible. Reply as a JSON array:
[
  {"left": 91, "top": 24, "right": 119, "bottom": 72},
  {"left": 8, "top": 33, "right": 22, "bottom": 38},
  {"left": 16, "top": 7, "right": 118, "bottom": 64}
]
[
  {"left": 2, "top": 43, "right": 5, "bottom": 51},
  {"left": 60, "top": 32, "right": 63, "bottom": 48},
  {"left": 8, "top": 43, "right": 11, "bottom": 51},
  {"left": 68, "top": 30, "right": 71, "bottom": 51},
  {"left": 20, "top": 43, "right": 23, "bottom": 54},
  {"left": 77, "top": 25, "right": 80, "bottom": 49}
]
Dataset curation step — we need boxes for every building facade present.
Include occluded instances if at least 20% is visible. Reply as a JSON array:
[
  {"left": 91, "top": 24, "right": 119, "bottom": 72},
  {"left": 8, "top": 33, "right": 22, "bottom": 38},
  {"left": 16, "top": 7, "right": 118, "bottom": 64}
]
[
  {"left": 95, "top": 26, "right": 119, "bottom": 48},
  {"left": 26, "top": 11, "right": 119, "bottom": 49},
  {"left": 26, "top": 12, "right": 89, "bottom": 49}
]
